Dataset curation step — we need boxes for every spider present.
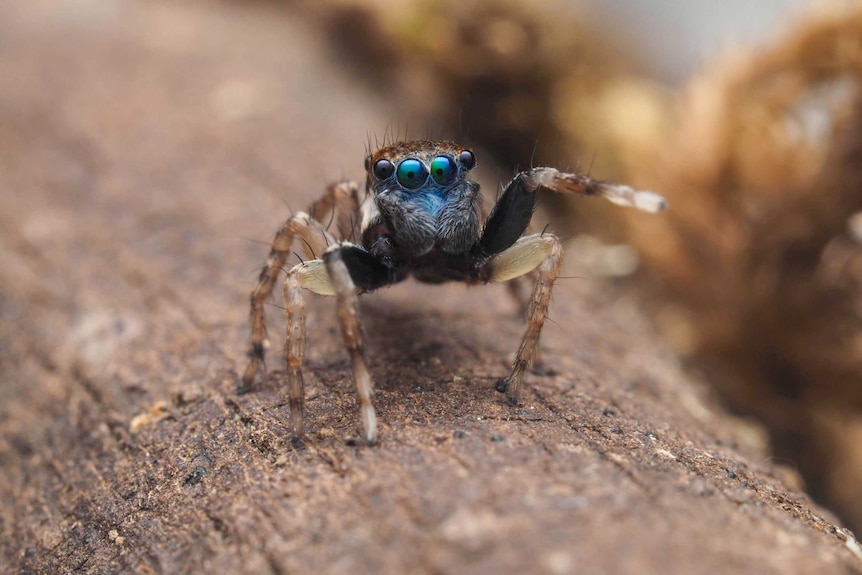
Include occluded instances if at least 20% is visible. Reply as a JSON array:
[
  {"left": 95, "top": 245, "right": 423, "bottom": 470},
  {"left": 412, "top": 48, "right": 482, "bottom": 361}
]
[{"left": 242, "top": 139, "right": 667, "bottom": 445}]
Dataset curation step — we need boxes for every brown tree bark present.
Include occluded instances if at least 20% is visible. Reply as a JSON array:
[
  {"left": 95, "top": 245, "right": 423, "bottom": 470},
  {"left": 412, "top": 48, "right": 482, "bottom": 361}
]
[{"left": 0, "top": 1, "right": 860, "bottom": 573}]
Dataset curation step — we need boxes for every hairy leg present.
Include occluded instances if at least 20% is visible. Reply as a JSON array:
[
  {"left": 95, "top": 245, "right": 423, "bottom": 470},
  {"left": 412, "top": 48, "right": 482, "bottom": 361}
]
[
  {"left": 482, "top": 233, "right": 564, "bottom": 404},
  {"left": 275, "top": 250, "right": 388, "bottom": 441},
  {"left": 309, "top": 181, "right": 361, "bottom": 243},
  {"left": 323, "top": 245, "right": 380, "bottom": 444},
  {"left": 242, "top": 211, "right": 339, "bottom": 392},
  {"left": 478, "top": 167, "right": 666, "bottom": 259},
  {"left": 283, "top": 268, "right": 306, "bottom": 440},
  {"left": 475, "top": 167, "right": 665, "bottom": 391}
]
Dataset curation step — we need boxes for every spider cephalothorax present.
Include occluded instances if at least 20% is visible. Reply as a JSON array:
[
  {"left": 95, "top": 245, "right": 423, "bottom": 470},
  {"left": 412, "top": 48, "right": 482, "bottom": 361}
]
[
  {"left": 243, "top": 139, "right": 667, "bottom": 444},
  {"left": 362, "top": 140, "right": 481, "bottom": 261}
]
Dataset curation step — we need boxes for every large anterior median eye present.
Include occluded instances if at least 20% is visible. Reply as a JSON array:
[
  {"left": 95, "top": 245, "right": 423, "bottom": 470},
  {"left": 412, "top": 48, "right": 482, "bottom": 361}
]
[
  {"left": 396, "top": 158, "right": 428, "bottom": 189},
  {"left": 430, "top": 155, "right": 456, "bottom": 185}
]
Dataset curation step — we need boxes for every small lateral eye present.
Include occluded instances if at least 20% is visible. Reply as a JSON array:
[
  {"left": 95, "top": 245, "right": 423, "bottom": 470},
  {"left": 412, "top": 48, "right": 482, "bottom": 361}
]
[
  {"left": 430, "top": 155, "right": 457, "bottom": 185},
  {"left": 396, "top": 158, "right": 428, "bottom": 190},
  {"left": 459, "top": 149, "right": 476, "bottom": 170},
  {"left": 372, "top": 159, "right": 395, "bottom": 180}
]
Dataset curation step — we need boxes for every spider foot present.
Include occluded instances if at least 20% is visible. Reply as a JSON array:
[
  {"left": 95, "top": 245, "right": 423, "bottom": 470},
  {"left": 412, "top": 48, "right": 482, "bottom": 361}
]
[
  {"left": 345, "top": 437, "right": 378, "bottom": 447},
  {"left": 239, "top": 344, "right": 266, "bottom": 394},
  {"left": 290, "top": 435, "right": 305, "bottom": 450},
  {"left": 495, "top": 377, "right": 510, "bottom": 394},
  {"left": 496, "top": 374, "right": 523, "bottom": 405}
]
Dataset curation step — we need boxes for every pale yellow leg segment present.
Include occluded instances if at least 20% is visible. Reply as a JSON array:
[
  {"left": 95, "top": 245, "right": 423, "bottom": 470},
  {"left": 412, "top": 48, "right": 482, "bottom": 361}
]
[{"left": 488, "top": 234, "right": 564, "bottom": 404}]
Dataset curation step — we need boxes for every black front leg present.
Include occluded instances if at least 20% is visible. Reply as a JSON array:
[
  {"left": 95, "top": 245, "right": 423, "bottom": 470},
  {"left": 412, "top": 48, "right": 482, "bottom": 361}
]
[
  {"left": 477, "top": 166, "right": 668, "bottom": 258},
  {"left": 476, "top": 173, "right": 537, "bottom": 257}
]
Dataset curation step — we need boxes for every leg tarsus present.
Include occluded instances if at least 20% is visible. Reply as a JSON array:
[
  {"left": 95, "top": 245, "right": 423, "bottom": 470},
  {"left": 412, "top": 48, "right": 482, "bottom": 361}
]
[
  {"left": 495, "top": 377, "right": 510, "bottom": 394},
  {"left": 290, "top": 435, "right": 306, "bottom": 450},
  {"left": 239, "top": 342, "right": 265, "bottom": 393}
]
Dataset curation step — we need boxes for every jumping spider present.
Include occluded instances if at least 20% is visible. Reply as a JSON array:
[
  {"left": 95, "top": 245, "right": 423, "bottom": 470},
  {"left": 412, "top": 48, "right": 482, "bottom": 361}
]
[{"left": 243, "top": 140, "right": 666, "bottom": 444}]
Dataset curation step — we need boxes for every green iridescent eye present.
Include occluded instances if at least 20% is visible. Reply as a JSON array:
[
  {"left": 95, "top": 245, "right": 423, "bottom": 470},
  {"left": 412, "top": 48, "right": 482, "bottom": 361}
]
[
  {"left": 430, "top": 155, "right": 456, "bottom": 185},
  {"left": 396, "top": 159, "right": 428, "bottom": 190}
]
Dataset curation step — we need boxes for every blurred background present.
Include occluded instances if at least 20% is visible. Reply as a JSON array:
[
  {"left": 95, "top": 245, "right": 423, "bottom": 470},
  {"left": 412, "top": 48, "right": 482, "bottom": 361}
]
[{"left": 6, "top": 0, "right": 862, "bottom": 534}]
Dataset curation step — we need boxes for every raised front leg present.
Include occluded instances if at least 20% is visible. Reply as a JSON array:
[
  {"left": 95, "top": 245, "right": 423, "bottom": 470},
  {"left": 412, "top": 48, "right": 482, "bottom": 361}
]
[{"left": 478, "top": 167, "right": 666, "bottom": 259}]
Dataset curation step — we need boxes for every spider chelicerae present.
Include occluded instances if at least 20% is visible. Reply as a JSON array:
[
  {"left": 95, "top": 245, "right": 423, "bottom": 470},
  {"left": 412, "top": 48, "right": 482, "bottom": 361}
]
[{"left": 242, "top": 139, "right": 667, "bottom": 444}]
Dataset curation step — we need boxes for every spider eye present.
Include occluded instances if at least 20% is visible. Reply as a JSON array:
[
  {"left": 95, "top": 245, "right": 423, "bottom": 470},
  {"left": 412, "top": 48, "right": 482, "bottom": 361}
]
[
  {"left": 372, "top": 159, "right": 395, "bottom": 180},
  {"left": 459, "top": 149, "right": 476, "bottom": 170},
  {"left": 430, "top": 155, "right": 457, "bottom": 185},
  {"left": 396, "top": 158, "right": 428, "bottom": 189}
]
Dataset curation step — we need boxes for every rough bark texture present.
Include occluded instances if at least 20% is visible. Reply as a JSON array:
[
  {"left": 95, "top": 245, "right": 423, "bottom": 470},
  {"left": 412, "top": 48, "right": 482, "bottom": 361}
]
[{"left": 1, "top": 1, "right": 860, "bottom": 573}]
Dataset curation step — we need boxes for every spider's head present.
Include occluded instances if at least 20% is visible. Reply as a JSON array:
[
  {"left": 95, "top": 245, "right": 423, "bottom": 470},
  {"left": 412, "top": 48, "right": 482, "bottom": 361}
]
[
  {"left": 364, "top": 140, "right": 476, "bottom": 200},
  {"left": 363, "top": 140, "right": 480, "bottom": 256}
]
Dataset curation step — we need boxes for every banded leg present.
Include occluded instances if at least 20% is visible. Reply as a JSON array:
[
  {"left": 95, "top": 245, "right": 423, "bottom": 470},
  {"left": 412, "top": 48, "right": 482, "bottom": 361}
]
[
  {"left": 505, "top": 272, "right": 552, "bottom": 372},
  {"left": 283, "top": 269, "right": 306, "bottom": 439},
  {"left": 475, "top": 167, "right": 665, "bottom": 398},
  {"left": 322, "top": 244, "right": 394, "bottom": 444},
  {"left": 277, "top": 254, "right": 379, "bottom": 441},
  {"left": 482, "top": 233, "right": 564, "bottom": 404},
  {"left": 309, "top": 181, "right": 361, "bottom": 242},
  {"left": 478, "top": 167, "right": 667, "bottom": 259},
  {"left": 242, "top": 212, "right": 339, "bottom": 392}
]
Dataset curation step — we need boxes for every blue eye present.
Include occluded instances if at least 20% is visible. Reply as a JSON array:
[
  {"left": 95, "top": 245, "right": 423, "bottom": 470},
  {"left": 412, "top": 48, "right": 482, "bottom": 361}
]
[
  {"left": 396, "top": 159, "right": 428, "bottom": 189},
  {"left": 430, "top": 155, "right": 456, "bottom": 185}
]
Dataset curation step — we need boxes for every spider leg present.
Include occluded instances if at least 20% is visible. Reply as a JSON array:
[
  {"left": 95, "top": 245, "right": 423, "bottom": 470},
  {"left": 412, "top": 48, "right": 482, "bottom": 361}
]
[
  {"left": 322, "top": 243, "right": 394, "bottom": 444},
  {"left": 474, "top": 167, "right": 665, "bottom": 391},
  {"left": 279, "top": 243, "right": 392, "bottom": 442},
  {"left": 242, "top": 210, "right": 342, "bottom": 393},
  {"left": 478, "top": 167, "right": 666, "bottom": 259},
  {"left": 309, "top": 181, "right": 361, "bottom": 241},
  {"left": 523, "top": 167, "right": 668, "bottom": 212},
  {"left": 279, "top": 257, "right": 346, "bottom": 440},
  {"left": 283, "top": 266, "right": 307, "bottom": 439},
  {"left": 504, "top": 272, "right": 552, "bottom": 371},
  {"left": 480, "top": 233, "right": 563, "bottom": 405}
]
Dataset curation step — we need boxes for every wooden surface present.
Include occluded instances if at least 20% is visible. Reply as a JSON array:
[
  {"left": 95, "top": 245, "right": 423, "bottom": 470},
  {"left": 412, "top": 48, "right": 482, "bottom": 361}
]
[{"left": 0, "top": 1, "right": 860, "bottom": 573}]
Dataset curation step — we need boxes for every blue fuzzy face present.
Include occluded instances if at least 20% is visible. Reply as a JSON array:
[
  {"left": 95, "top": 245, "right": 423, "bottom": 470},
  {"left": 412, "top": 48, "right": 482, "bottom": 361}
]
[{"left": 364, "top": 140, "right": 481, "bottom": 256}]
